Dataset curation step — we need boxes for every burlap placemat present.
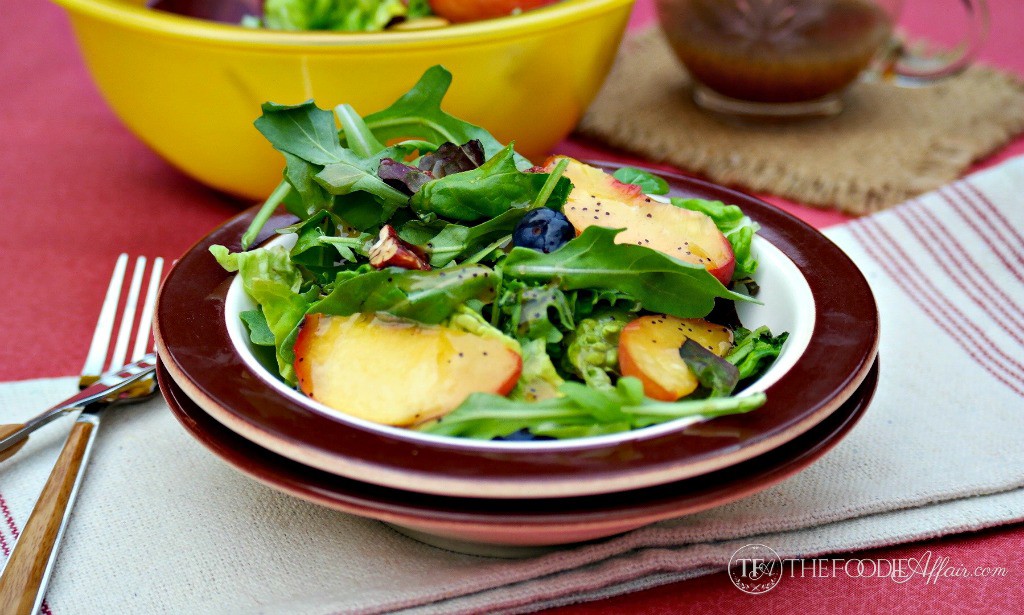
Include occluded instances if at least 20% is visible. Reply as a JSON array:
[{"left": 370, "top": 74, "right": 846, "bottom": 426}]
[{"left": 577, "top": 28, "right": 1024, "bottom": 214}]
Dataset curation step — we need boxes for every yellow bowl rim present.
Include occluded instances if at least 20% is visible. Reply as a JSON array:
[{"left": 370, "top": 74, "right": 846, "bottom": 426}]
[{"left": 51, "top": 0, "right": 636, "bottom": 47}]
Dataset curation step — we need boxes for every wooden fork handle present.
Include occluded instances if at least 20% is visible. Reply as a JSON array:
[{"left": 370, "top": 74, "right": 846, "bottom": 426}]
[
  {"left": 0, "top": 418, "right": 97, "bottom": 614},
  {"left": 0, "top": 424, "right": 28, "bottom": 462}
]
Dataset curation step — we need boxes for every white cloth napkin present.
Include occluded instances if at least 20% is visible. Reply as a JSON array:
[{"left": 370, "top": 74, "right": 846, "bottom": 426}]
[{"left": 2, "top": 156, "right": 1023, "bottom": 614}]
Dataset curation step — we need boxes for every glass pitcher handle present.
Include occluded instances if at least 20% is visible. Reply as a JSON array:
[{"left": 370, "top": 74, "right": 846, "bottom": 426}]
[{"left": 883, "top": 0, "right": 989, "bottom": 84}]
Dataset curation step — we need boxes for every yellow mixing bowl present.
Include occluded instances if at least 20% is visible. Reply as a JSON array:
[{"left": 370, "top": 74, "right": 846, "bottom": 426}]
[{"left": 51, "top": 0, "right": 635, "bottom": 200}]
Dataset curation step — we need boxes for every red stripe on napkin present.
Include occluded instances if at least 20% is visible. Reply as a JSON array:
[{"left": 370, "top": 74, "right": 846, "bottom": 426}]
[
  {"left": 0, "top": 523, "right": 10, "bottom": 557},
  {"left": 943, "top": 184, "right": 1024, "bottom": 281},
  {"left": 0, "top": 490, "right": 56, "bottom": 614},
  {"left": 0, "top": 491, "right": 17, "bottom": 558},
  {"left": 959, "top": 180, "right": 1024, "bottom": 263},
  {"left": 896, "top": 201, "right": 1024, "bottom": 341},
  {"left": 0, "top": 492, "right": 19, "bottom": 540},
  {"left": 859, "top": 216, "right": 1024, "bottom": 378},
  {"left": 848, "top": 220, "right": 1024, "bottom": 397}
]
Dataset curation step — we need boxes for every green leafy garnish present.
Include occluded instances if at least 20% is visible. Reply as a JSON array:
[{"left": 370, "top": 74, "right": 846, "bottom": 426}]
[
  {"left": 411, "top": 144, "right": 571, "bottom": 222},
  {"left": 361, "top": 66, "right": 524, "bottom": 166},
  {"left": 419, "top": 377, "right": 766, "bottom": 440},
  {"left": 311, "top": 265, "right": 497, "bottom": 325},
  {"left": 726, "top": 326, "right": 789, "bottom": 381},
  {"left": 239, "top": 310, "right": 275, "bottom": 346},
  {"left": 262, "top": 0, "right": 412, "bottom": 31},
  {"left": 563, "top": 310, "right": 632, "bottom": 390},
  {"left": 502, "top": 226, "right": 753, "bottom": 318},
  {"left": 612, "top": 167, "right": 670, "bottom": 195},
  {"left": 210, "top": 244, "right": 313, "bottom": 384},
  {"left": 509, "top": 339, "right": 565, "bottom": 402}
]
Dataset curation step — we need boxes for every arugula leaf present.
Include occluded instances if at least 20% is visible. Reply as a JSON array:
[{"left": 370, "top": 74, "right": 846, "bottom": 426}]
[
  {"left": 411, "top": 144, "right": 571, "bottom": 223},
  {"left": 726, "top": 326, "right": 789, "bottom": 381},
  {"left": 679, "top": 339, "right": 740, "bottom": 397},
  {"left": 318, "top": 231, "right": 374, "bottom": 263},
  {"left": 502, "top": 226, "right": 752, "bottom": 318},
  {"left": 419, "top": 376, "right": 765, "bottom": 440},
  {"left": 334, "top": 191, "right": 399, "bottom": 231},
  {"left": 612, "top": 167, "right": 670, "bottom": 195},
  {"left": 423, "top": 208, "right": 523, "bottom": 266},
  {"left": 314, "top": 148, "right": 409, "bottom": 207},
  {"left": 499, "top": 282, "right": 575, "bottom": 344},
  {"left": 280, "top": 152, "right": 333, "bottom": 219},
  {"left": 255, "top": 101, "right": 346, "bottom": 165},
  {"left": 335, "top": 103, "right": 386, "bottom": 157},
  {"left": 570, "top": 288, "right": 640, "bottom": 322},
  {"left": 310, "top": 265, "right": 497, "bottom": 324},
  {"left": 671, "top": 197, "right": 761, "bottom": 279},
  {"left": 255, "top": 100, "right": 416, "bottom": 231},
  {"left": 360, "top": 66, "right": 530, "bottom": 168},
  {"left": 279, "top": 212, "right": 342, "bottom": 275},
  {"left": 396, "top": 219, "right": 448, "bottom": 245}
]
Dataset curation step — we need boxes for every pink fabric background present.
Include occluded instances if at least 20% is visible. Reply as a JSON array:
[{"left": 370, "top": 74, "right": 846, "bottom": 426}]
[{"left": 1, "top": 0, "right": 1021, "bottom": 611}]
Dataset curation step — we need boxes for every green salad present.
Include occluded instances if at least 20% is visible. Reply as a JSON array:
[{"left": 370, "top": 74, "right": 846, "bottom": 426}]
[
  {"left": 214, "top": 66, "right": 787, "bottom": 441},
  {"left": 248, "top": 0, "right": 433, "bottom": 31}
]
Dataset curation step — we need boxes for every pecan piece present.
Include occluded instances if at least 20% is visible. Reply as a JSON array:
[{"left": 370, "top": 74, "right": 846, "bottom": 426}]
[{"left": 368, "top": 225, "right": 431, "bottom": 271}]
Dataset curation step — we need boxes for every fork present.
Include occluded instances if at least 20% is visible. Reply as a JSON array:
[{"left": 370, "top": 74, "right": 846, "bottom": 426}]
[
  {"left": 0, "top": 255, "right": 163, "bottom": 461},
  {"left": 0, "top": 254, "right": 163, "bottom": 615}
]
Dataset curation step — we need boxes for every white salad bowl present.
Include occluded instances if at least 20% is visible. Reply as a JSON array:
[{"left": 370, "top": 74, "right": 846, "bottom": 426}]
[
  {"left": 155, "top": 163, "right": 878, "bottom": 502},
  {"left": 223, "top": 231, "right": 815, "bottom": 450}
]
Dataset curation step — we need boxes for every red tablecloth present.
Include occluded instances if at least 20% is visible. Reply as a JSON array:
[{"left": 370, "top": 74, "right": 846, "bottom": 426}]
[{"left": 3, "top": 0, "right": 1022, "bottom": 611}]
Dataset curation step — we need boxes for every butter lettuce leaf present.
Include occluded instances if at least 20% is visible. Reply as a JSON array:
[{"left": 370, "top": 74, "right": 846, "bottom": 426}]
[
  {"left": 210, "top": 244, "right": 313, "bottom": 384},
  {"left": 264, "top": 0, "right": 410, "bottom": 32}
]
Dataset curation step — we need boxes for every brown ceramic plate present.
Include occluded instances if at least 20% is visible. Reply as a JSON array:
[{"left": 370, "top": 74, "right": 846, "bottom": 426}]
[
  {"left": 160, "top": 358, "right": 878, "bottom": 548},
  {"left": 155, "top": 163, "right": 878, "bottom": 499}
]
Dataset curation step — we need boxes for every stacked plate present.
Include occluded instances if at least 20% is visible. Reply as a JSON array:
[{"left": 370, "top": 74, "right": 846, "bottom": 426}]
[{"left": 154, "top": 165, "right": 879, "bottom": 554}]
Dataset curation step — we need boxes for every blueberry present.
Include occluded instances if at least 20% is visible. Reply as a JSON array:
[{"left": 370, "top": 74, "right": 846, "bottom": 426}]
[
  {"left": 512, "top": 208, "right": 575, "bottom": 254},
  {"left": 493, "top": 428, "right": 555, "bottom": 442}
]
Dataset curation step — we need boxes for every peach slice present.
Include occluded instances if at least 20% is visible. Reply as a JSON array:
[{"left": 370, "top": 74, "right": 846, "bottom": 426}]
[
  {"left": 618, "top": 315, "right": 733, "bottom": 401},
  {"left": 428, "top": 0, "right": 559, "bottom": 23},
  {"left": 294, "top": 313, "right": 521, "bottom": 426},
  {"left": 544, "top": 156, "right": 736, "bottom": 285}
]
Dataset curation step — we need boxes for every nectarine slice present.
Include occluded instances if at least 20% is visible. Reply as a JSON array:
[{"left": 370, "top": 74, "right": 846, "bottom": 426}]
[
  {"left": 294, "top": 313, "right": 521, "bottom": 426},
  {"left": 428, "top": 0, "right": 559, "bottom": 23},
  {"left": 618, "top": 315, "right": 733, "bottom": 401},
  {"left": 545, "top": 157, "right": 736, "bottom": 285}
]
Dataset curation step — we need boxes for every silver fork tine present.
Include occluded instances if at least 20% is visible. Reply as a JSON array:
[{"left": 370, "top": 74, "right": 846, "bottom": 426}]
[
  {"left": 108, "top": 256, "right": 146, "bottom": 371},
  {"left": 131, "top": 257, "right": 163, "bottom": 362},
  {"left": 81, "top": 253, "right": 127, "bottom": 382}
]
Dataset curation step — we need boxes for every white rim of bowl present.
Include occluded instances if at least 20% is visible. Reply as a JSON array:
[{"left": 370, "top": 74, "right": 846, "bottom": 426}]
[{"left": 223, "top": 232, "right": 816, "bottom": 452}]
